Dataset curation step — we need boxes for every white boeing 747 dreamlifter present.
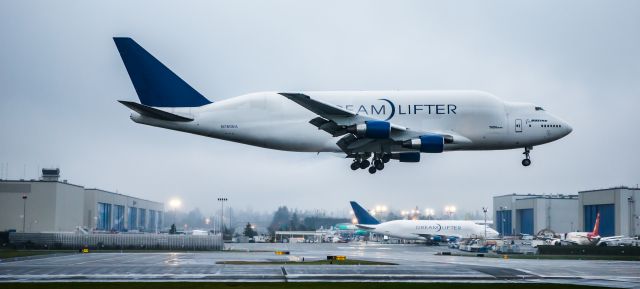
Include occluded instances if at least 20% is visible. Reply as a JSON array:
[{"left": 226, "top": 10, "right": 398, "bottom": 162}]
[
  {"left": 114, "top": 37, "right": 572, "bottom": 173},
  {"left": 350, "top": 201, "right": 499, "bottom": 241}
]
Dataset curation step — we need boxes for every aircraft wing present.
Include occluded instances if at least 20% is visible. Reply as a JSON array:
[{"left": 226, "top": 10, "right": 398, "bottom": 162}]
[
  {"left": 416, "top": 234, "right": 433, "bottom": 240},
  {"left": 279, "top": 93, "right": 471, "bottom": 153},
  {"left": 280, "top": 92, "right": 408, "bottom": 131},
  {"left": 355, "top": 224, "right": 376, "bottom": 230},
  {"left": 599, "top": 236, "right": 623, "bottom": 241}
]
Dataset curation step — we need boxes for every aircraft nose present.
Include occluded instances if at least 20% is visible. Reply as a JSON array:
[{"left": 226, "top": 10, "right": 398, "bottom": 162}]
[{"left": 562, "top": 121, "right": 573, "bottom": 136}]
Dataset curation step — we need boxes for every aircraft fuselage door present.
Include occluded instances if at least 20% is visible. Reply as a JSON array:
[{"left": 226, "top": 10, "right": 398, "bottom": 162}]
[{"left": 515, "top": 119, "right": 523, "bottom": 133}]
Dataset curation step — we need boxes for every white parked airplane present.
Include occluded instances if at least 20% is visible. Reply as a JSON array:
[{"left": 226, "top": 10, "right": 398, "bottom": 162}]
[
  {"left": 114, "top": 37, "right": 572, "bottom": 173},
  {"left": 350, "top": 201, "right": 499, "bottom": 241},
  {"left": 555, "top": 212, "right": 605, "bottom": 246}
]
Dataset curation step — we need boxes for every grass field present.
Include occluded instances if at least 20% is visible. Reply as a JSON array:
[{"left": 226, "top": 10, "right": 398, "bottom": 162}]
[
  {"left": 0, "top": 250, "right": 70, "bottom": 260},
  {"left": 499, "top": 254, "right": 640, "bottom": 261},
  {"left": 0, "top": 283, "right": 610, "bottom": 289},
  {"left": 450, "top": 252, "right": 640, "bottom": 261},
  {"left": 216, "top": 259, "right": 395, "bottom": 265}
]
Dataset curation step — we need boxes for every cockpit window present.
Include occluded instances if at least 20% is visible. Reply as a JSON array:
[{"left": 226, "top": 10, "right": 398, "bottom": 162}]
[{"left": 535, "top": 106, "right": 545, "bottom": 111}]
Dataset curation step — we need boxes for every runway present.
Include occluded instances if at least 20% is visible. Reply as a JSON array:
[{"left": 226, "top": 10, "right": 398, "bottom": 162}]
[{"left": 1, "top": 243, "right": 639, "bottom": 288}]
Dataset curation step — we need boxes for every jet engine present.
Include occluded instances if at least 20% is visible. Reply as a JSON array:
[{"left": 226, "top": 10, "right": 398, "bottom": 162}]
[
  {"left": 402, "top": 134, "right": 451, "bottom": 153},
  {"left": 390, "top": 152, "right": 420, "bottom": 162},
  {"left": 347, "top": 121, "right": 391, "bottom": 139}
]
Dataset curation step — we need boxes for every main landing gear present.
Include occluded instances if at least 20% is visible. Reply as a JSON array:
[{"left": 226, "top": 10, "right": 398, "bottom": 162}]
[
  {"left": 351, "top": 153, "right": 391, "bottom": 174},
  {"left": 522, "top": 146, "right": 532, "bottom": 166}
]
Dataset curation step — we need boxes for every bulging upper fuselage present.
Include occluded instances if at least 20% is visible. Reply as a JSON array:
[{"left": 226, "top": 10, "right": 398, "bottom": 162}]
[{"left": 131, "top": 90, "right": 572, "bottom": 153}]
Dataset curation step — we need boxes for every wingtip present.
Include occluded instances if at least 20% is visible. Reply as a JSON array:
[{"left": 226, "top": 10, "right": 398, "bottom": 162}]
[{"left": 278, "top": 92, "right": 309, "bottom": 99}]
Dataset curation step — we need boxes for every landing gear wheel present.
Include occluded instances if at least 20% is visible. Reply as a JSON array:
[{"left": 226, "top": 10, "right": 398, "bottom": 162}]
[
  {"left": 521, "top": 146, "right": 532, "bottom": 167},
  {"left": 350, "top": 161, "right": 360, "bottom": 170},
  {"left": 360, "top": 159, "right": 370, "bottom": 169},
  {"left": 374, "top": 160, "right": 384, "bottom": 170},
  {"left": 381, "top": 154, "right": 391, "bottom": 163},
  {"left": 368, "top": 166, "right": 377, "bottom": 174}
]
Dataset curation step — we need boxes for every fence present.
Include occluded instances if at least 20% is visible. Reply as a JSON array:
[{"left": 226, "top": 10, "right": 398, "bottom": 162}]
[
  {"left": 537, "top": 245, "right": 640, "bottom": 256},
  {"left": 8, "top": 232, "right": 223, "bottom": 251}
]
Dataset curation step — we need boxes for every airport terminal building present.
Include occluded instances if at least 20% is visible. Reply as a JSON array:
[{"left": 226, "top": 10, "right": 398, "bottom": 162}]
[{"left": 0, "top": 169, "right": 164, "bottom": 233}]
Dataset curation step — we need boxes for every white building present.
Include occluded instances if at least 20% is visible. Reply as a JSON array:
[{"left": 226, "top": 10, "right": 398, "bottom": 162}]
[
  {"left": 493, "top": 193, "right": 579, "bottom": 236},
  {"left": 579, "top": 187, "right": 640, "bottom": 237},
  {"left": 0, "top": 169, "right": 164, "bottom": 233}
]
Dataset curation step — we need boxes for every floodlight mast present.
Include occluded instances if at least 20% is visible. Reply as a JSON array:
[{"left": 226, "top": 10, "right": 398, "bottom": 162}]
[{"left": 218, "top": 197, "right": 228, "bottom": 237}]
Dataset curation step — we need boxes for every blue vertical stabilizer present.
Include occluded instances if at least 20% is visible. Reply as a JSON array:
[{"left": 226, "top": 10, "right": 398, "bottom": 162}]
[
  {"left": 113, "top": 37, "right": 211, "bottom": 107},
  {"left": 349, "top": 201, "right": 380, "bottom": 225}
]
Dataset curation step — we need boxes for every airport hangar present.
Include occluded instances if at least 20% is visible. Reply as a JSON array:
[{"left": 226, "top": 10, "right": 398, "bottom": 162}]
[
  {"left": 494, "top": 187, "right": 640, "bottom": 237},
  {"left": 0, "top": 169, "right": 164, "bottom": 233}
]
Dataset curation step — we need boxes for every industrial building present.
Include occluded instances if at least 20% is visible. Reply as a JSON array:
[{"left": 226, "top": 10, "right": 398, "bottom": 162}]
[
  {"left": 493, "top": 193, "right": 579, "bottom": 236},
  {"left": 494, "top": 187, "right": 640, "bottom": 237},
  {"left": 579, "top": 187, "right": 639, "bottom": 237},
  {"left": 0, "top": 169, "right": 164, "bottom": 233}
]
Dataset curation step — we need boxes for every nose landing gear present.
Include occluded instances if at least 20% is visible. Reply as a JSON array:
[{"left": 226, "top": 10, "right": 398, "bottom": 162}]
[{"left": 522, "top": 146, "right": 532, "bottom": 166}]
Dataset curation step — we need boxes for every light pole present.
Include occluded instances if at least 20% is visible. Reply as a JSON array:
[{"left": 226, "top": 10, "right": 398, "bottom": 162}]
[
  {"left": 218, "top": 197, "right": 227, "bottom": 238},
  {"left": 482, "top": 207, "right": 488, "bottom": 240},
  {"left": 445, "top": 206, "right": 456, "bottom": 219},
  {"left": 424, "top": 209, "right": 435, "bottom": 220},
  {"left": 169, "top": 198, "right": 181, "bottom": 227},
  {"left": 22, "top": 195, "right": 27, "bottom": 232}
]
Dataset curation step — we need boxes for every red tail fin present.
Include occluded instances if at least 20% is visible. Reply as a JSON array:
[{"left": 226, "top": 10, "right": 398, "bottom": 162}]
[{"left": 591, "top": 212, "right": 600, "bottom": 236}]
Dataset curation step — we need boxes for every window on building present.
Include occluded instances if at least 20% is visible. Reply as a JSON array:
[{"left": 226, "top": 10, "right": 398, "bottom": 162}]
[
  {"left": 158, "top": 211, "right": 163, "bottom": 230},
  {"left": 139, "top": 208, "right": 147, "bottom": 231},
  {"left": 113, "top": 205, "right": 125, "bottom": 231},
  {"left": 97, "top": 203, "right": 112, "bottom": 231},
  {"left": 128, "top": 207, "right": 137, "bottom": 230},
  {"left": 149, "top": 210, "right": 157, "bottom": 232}
]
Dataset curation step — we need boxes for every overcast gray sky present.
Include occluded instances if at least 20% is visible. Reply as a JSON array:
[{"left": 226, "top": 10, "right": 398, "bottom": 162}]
[{"left": 1, "top": 0, "right": 639, "bottom": 217}]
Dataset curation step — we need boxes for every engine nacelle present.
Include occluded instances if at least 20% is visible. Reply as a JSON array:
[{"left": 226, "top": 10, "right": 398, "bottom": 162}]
[
  {"left": 347, "top": 121, "right": 391, "bottom": 139},
  {"left": 402, "top": 134, "right": 445, "bottom": 153},
  {"left": 390, "top": 152, "right": 421, "bottom": 162}
]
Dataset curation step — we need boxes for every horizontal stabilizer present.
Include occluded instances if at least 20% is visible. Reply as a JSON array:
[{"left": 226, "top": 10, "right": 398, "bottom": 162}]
[{"left": 118, "top": 101, "right": 193, "bottom": 122}]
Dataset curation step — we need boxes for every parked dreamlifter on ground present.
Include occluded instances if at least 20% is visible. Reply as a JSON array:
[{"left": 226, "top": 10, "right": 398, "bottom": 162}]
[
  {"left": 350, "top": 202, "right": 499, "bottom": 242},
  {"left": 114, "top": 37, "right": 572, "bottom": 174}
]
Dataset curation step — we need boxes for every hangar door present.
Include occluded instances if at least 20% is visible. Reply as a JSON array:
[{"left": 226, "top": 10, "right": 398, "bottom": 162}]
[
  {"left": 584, "top": 204, "right": 615, "bottom": 237},
  {"left": 517, "top": 209, "right": 534, "bottom": 235},
  {"left": 496, "top": 210, "right": 512, "bottom": 236}
]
